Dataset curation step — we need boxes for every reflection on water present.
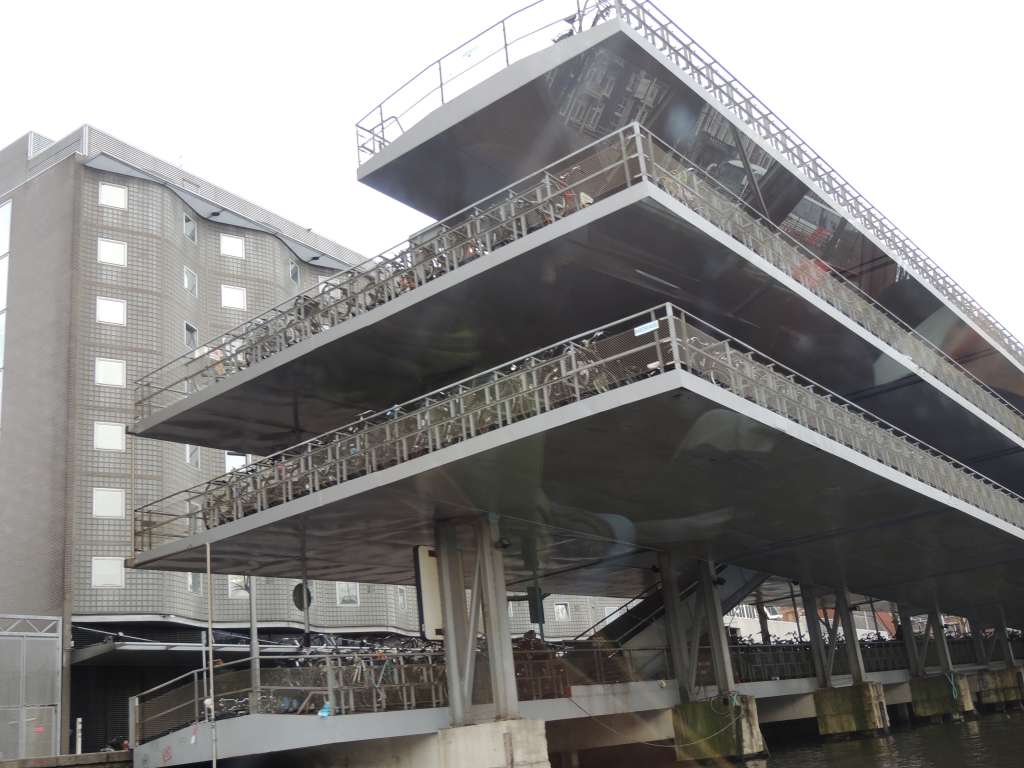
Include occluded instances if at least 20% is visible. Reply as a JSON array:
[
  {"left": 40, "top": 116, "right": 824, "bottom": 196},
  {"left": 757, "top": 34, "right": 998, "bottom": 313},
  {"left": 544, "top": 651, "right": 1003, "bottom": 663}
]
[{"left": 764, "top": 713, "right": 1024, "bottom": 767}]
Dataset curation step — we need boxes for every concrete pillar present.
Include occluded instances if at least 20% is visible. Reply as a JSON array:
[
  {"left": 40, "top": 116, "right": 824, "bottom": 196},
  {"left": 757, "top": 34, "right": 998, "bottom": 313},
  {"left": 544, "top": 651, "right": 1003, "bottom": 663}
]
[
  {"left": 800, "top": 586, "right": 830, "bottom": 688},
  {"left": 438, "top": 719, "right": 550, "bottom": 768},
  {"left": 698, "top": 558, "right": 734, "bottom": 692},
  {"left": 436, "top": 521, "right": 472, "bottom": 725},
  {"left": 996, "top": 606, "right": 1017, "bottom": 666},
  {"left": 247, "top": 576, "right": 261, "bottom": 715},
  {"left": 657, "top": 550, "right": 693, "bottom": 702},
  {"left": 897, "top": 605, "right": 922, "bottom": 677},
  {"left": 836, "top": 590, "right": 866, "bottom": 685},
  {"left": 663, "top": 554, "right": 764, "bottom": 761},
  {"left": 808, "top": 589, "right": 888, "bottom": 737},
  {"left": 909, "top": 603, "right": 975, "bottom": 721},
  {"left": 475, "top": 515, "right": 519, "bottom": 719}
]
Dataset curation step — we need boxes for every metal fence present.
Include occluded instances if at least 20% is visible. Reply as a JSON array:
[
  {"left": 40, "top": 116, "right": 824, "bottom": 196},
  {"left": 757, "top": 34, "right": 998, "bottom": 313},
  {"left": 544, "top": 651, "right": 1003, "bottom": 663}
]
[
  {"left": 132, "top": 647, "right": 667, "bottom": 745},
  {"left": 133, "top": 302, "right": 1024, "bottom": 554},
  {"left": 355, "top": 0, "right": 1024, "bottom": 378},
  {"left": 133, "top": 124, "right": 1024, "bottom": 455}
]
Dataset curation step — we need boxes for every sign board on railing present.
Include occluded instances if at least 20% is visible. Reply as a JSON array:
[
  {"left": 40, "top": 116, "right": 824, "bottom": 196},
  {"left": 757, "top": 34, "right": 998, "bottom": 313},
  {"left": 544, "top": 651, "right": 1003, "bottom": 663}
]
[{"left": 414, "top": 545, "right": 443, "bottom": 641}]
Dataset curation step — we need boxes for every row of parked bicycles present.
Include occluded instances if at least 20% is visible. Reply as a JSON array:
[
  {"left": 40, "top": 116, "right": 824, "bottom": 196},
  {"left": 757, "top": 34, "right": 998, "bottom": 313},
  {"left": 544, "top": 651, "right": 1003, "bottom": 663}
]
[
  {"left": 175, "top": 167, "right": 603, "bottom": 400},
  {"left": 183, "top": 321, "right": 706, "bottom": 533}
]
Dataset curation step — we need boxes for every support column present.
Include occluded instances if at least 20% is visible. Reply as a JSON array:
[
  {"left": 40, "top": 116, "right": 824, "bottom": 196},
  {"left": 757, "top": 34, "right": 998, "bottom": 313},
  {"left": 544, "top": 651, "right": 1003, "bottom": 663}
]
[
  {"left": 656, "top": 550, "right": 693, "bottom": 703},
  {"left": 474, "top": 515, "right": 518, "bottom": 720},
  {"left": 434, "top": 517, "right": 550, "bottom": 768},
  {"left": 800, "top": 586, "right": 830, "bottom": 689},
  {"left": 898, "top": 606, "right": 922, "bottom": 677},
  {"left": 698, "top": 558, "right": 734, "bottom": 693},
  {"left": 909, "top": 602, "right": 974, "bottom": 720},
  {"left": 670, "top": 556, "right": 764, "bottom": 761},
  {"left": 247, "top": 576, "right": 260, "bottom": 715},
  {"left": 755, "top": 590, "right": 772, "bottom": 646},
  {"left": 836, "top": 591, "right": 866, "bottom": 685},
  {"left": 809, "top": 588, "right": 888, "bottom": 737},
  {"left": 976, "top": 607, "right": 1024, "bottom": 711}
]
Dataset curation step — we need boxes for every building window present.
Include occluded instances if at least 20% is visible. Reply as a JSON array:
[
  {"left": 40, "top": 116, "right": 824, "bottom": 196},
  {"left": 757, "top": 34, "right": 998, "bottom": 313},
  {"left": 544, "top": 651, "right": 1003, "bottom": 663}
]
[
  {"left": 228, "top": 574, "right": 249, "bottom": 599},
  {"left": 508, "top": 603, "right": 515, "bottom": 619},
  {"left": 91, "top": 557, "right": 125, "bottom": 588},
  {"left": 336, "top": 582, "right": 360, "bottom": 607},
  {"left": 0, "top": 199, "right": 10, "bottom": 256},
  {"left": 183, "top": 213, "right": 197, "bottom": 243},
  {"left": 95, "top": 296, "right": 127, "bottom": 326},
  {"left": 225, "top": 451, "right": 248, "bottom": 472},
  {"left": 96, "top": 238, "right": 127, "bottom": 267},
  {"left": 94, "top": 357, "right": 126, "bottom": 387},
  {"left": 183, "top": 266, "right": 198, "bottom": 297},
  {"left": 396, "top": 586, "right": 407, "bottom": 613},
  {"left": 93, "top": 421, "right": 126, "bottom": 451},
  {"left": 221, "top": 284, "right": 246, "bottom": 310},
  {"left": 553, "top": 603, "right": 570, "bottom": 622},
  {"left": 185, "top": 444, "right": 200, "bottom": 468},
  {"left": 187, "top": 573, "right": 203, "bottom": 594},
  {"left": 91, "top": 487, "right": 125, "bottom": 518},
  {"left": 98, "top": 182, "right": 128, "bottom": 210},
  {"left": 289, "top": 262, "right": 300, "bottom": 289},
  {"left": 220, "top": 234, "right": 245, "bottom": 259},
  {"left": 184, "top": 321, "right": 199, "bottom": 349}
]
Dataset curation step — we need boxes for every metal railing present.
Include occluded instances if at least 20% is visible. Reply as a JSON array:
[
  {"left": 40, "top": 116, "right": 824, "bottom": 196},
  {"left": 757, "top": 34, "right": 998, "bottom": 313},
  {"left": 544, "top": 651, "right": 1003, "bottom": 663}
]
[
  {"left": 356, "top": 0, "right": 1024, "bottom": 377},
  {"left": 134, "top": 124, "right": 1024, "bottom": 451},
  {"left": 133, "top": 302, "right": 1024, "bottom": 554},
  {"left": 133, "top": 646, "right": 667, "bottom": 744}
]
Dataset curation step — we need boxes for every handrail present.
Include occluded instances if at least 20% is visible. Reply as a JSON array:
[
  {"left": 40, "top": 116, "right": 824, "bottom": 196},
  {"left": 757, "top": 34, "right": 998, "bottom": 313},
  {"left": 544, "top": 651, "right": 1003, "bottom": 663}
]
[
  {"left": 134, "top": 122, "right": 1024, "bottom": 454},
  {"left": 354, "top": 0, "right": 1024, "bottom": 398},
  {"left": 133, "top": 302, "right": 1024, "bottom": 554}
]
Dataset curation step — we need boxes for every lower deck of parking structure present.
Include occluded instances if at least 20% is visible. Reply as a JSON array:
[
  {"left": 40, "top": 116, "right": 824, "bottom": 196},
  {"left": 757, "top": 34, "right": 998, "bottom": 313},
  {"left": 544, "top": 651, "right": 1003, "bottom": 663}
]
[{"left": 129, "top": 659, "right": 1024, "bottom": 767}]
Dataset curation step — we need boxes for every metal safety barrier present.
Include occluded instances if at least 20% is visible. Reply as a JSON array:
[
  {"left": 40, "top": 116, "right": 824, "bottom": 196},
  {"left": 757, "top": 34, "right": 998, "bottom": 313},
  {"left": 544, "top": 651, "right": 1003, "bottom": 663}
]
[
  {"left": 133, "top": 123, "right": 1024, "bottom": 452},
  {"left": 355, "top": 0, "right": 1024, "bottom": 377},
  {"left": 133, "top": 302, "right": 1024, "bottom": 553},
  {"left": 132, "top": 647, "right": 668, "bottom": 745}
]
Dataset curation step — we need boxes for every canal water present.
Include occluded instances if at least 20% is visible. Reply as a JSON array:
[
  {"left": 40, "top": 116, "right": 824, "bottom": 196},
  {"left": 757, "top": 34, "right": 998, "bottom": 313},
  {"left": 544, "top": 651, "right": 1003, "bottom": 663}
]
[{"left": 762, "top": 712, "right": 1024, "bottom": 767}]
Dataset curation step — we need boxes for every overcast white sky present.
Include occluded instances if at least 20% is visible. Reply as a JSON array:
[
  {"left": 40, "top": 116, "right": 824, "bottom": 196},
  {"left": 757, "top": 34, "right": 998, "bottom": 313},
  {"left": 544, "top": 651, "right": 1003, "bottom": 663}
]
[{"left": 4, "top": 0, "right": 1023, "bottom": 336}]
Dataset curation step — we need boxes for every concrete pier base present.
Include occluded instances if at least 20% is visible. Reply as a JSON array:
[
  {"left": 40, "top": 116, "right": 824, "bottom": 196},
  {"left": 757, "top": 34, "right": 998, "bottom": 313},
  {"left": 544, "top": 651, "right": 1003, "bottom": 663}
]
[
  {"left": 439, "top": 719, "right": 551, "bottom": 768},
  {"left": 910, "top": 673, "right": 975, "bottom": 720},
  {"left": 975, "top": 667, "right": 1024, "bottom": 710},
  {"left": 672, "top": 694, "right": 766, "bottom": 762},
  {"left": 813, "top": 681, "right": 890, "bottom": 737}
]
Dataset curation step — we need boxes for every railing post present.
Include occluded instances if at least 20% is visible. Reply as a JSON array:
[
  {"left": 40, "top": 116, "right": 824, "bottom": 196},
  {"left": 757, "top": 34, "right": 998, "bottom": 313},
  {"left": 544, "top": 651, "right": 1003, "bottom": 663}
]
[
  {"left": 502, "top": 20, "right": 510, "bottom": 66},
  {"left": 665, "top": 304, "right": 681, "bottom": 370},
  {"left": 128, "top": 696, "right": 139, "bottom": 749},
  {"left": 438, "top": 61, "right": 445, "bottom": 104},
  {"left": 633, "top": 123, "right": 647, "bottom": 182}
]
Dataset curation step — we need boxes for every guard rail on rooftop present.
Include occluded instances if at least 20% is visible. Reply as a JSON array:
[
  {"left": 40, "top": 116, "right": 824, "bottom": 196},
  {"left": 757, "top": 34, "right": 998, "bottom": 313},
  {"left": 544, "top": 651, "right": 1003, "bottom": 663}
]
[
  {"left": 354, "top": 0, "right": 1024, "bottom": 394},
  {"left": 134, "top": 124, "right": 1024, "bottom": 451},
  {"left": 133, "top": 302, "right": 1024, "bottom": 555}
]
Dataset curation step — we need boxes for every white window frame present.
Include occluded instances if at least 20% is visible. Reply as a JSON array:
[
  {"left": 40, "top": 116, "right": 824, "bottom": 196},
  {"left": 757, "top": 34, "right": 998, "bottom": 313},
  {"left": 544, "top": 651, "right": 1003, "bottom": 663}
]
[
  {"left": 335, "top": 582, "right": 360, "bottom": 607},
  {"left": 183, "top": 266, "right": 198, "bottom": 297},
  {"left": 225, "top": 451, "right": 248, "bottom": 472},
  {"left": 95, "top": 296, "right": 127, "bottom": 326},
  {"left": 185, "top": 443, "right": 201, "bottom": 468},
  {"left": 94, "top": 357, "right": 126, "bottom": 388},
  {"left": 98, "top": 182, "right": 128, "bottom": 210},
  {"left": 220, "top": 234, "right": 246, "bottom": 259},
  {"left": 93, "top": 421, "right": 126, "bottom": 452},
  {"left": 183, "top": 213, "right": 198, "bottom": 243},
  {"left": 184, "top": 321, "right": 199, "bottom": 349},
  {"left": 186, "top": 572, "right": 203, "bottom": 594},
  {"left": 228, "top": 574, "right": 249, "bottom": 599},
  {"left": 91, "top": 557, "right": 125, "bottom": 588},
  {"left": 289, "top": 262, "right": 300, "bottom": 288},
  {"left": 220, "top": 284, "right": 246, "bottom": 310},
  {"left": 96, "top": 237, "right": 127, "bottom": 267},
  {"left": 553, "top": 603, "right": 570, "bottom": 622},
  {"left": 91, "top": 487, "right": 126, "bottom": 519},
  {"left": 396, "top": 586, "right": 407, "bottom": 613}
]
